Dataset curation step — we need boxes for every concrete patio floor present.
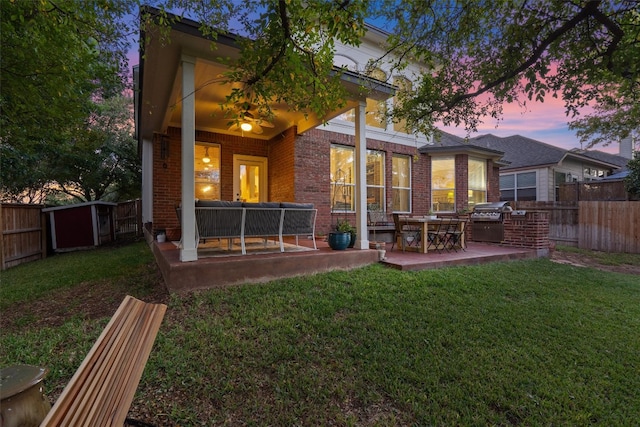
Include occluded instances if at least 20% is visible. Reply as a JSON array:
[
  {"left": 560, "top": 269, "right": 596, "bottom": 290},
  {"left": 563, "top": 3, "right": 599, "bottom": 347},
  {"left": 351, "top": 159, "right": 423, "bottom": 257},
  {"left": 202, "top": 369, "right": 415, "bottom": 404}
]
[{"left": 151, "top": 235, "right": 543, "bottom": 293}]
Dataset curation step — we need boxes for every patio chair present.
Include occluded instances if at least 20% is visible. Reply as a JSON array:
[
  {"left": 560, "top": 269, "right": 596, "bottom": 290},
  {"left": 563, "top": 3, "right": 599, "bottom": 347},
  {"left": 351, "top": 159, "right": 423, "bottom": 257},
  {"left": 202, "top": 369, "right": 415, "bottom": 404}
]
[
  {"left": 391, "top": 214, "right": 421, "bottom": 252},
  {"left": 427, "top": 218, "right": 451, "bottom": 253},
  {"left": 446, "top": 219, "right": 468, "bottom": 252}
]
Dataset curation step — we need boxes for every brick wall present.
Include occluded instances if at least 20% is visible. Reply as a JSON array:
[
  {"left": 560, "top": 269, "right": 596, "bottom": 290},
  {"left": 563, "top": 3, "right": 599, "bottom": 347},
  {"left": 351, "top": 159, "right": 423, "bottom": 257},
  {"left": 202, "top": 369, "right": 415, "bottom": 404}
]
[
  {"left": 455, "top": 154, "right": 469, "bottom": 212},
  {"left": 150, "top": 126, "right": 500, "bottom": 238},
  {"left": 502, "top": 211, "right": 550, "bottom": 251},
  {"left": 297, "top": 128, "right": 430, "bottom": 233},
  {"left": 487, "top": 160, "right": 501, "bottom": 202}
]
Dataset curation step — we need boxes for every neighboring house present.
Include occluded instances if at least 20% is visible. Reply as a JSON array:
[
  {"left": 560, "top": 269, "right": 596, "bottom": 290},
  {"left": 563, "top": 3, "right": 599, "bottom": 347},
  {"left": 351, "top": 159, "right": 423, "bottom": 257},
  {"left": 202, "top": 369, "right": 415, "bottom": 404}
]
[
  {"left": 135, "top": 7, "right": 504, "bottom": 261},
  {"left": 468, "top": 134, "right": 629, "bottom": 202}
]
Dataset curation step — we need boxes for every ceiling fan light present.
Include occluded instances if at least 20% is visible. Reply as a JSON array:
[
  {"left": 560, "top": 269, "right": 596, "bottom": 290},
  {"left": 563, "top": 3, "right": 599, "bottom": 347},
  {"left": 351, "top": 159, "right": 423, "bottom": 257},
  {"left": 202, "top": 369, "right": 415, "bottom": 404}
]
[{"left": 240, "top": 122, "right": 253, "bottom": 132}]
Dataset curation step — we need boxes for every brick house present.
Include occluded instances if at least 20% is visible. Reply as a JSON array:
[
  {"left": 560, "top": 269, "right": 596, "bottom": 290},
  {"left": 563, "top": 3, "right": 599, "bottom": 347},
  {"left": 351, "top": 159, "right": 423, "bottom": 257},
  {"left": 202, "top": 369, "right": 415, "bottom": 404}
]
[{"left": 135, "top": 8, "right": 505, "bottom": 262}]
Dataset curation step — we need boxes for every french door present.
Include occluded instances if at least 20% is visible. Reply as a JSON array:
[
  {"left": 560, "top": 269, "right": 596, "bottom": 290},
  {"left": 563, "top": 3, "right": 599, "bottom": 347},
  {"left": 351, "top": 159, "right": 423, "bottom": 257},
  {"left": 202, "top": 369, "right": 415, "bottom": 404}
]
[{"left": 233, "top": 155, "right": 268, "bottom": 203}]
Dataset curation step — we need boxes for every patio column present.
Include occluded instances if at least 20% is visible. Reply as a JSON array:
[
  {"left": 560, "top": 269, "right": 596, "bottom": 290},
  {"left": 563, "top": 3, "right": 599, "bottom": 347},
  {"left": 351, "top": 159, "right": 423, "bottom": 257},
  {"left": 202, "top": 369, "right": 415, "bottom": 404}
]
[
  {"left": 180, "top": 55, "right": 198, "bottom": 262},
  {"left": 354, "top": 100, "right": 369, "bottom": 250},
  {"left": 140, "top": 137, "right": 153, "bottom": 226}
]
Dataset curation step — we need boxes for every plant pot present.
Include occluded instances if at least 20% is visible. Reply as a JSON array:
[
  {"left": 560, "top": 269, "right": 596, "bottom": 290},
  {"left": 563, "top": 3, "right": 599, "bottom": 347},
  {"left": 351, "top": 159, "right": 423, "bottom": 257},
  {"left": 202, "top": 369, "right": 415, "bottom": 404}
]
[
  {"left": 369, "top": 241, "right": 386, "bottom": 250},
  {"left": 348, "top": 232, "right": 357, "bottom": 248},
  {"left": 328, "top": 232, "right": 350, "bottom": 250}
]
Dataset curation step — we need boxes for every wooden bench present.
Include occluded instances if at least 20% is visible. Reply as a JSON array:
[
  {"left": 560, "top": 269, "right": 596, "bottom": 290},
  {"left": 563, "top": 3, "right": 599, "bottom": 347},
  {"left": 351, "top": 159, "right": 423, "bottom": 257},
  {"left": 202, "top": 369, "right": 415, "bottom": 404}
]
[{"left": 40, "top": 295, "right": 167, "bottom": 426}]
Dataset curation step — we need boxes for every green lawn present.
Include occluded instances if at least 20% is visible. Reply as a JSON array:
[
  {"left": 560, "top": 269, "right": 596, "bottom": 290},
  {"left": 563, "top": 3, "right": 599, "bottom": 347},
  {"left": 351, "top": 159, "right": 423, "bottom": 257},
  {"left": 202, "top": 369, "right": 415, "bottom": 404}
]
[{"left": 1, "top": 242, "right": 639, "bottom": 426}]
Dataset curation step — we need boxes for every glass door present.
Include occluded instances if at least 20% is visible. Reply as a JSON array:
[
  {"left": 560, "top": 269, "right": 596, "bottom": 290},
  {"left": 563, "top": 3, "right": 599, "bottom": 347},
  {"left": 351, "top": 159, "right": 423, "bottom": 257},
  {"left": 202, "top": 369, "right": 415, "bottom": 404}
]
[{"left": 233, "top": 155, "right": 268, "bottom": 202}]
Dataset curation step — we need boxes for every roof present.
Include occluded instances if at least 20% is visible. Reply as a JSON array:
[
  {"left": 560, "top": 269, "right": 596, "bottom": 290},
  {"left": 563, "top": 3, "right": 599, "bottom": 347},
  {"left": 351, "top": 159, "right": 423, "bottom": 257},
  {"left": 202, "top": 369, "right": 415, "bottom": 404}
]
[
  {"left": 418, "top": 130, "right": 508, "bottom": 165},
  {"left": 468, "top": 134, "right": 567, "bottom": 169},
  {"left": 469, "top": 134, "right": 626, "bottom": 171},
  {"left": 42, "top": 201, "right": 117, "bottom": 212},
  {"left": 569, "top": 148, "right": 630, "bottom": 170}
]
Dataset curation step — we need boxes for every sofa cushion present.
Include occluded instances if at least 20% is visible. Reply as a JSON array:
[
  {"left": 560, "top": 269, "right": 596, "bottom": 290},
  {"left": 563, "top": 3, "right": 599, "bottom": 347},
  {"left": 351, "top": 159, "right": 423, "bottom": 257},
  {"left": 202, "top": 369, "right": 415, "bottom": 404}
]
[
  {"left": 280, "top": 202, "right": 314, "bottom": 209},
  {"left": 243, "top": 202, "right": 281, "bottom": 208},
  {"left": 196, "top": 200, "right": 243, "bottom": 208}
]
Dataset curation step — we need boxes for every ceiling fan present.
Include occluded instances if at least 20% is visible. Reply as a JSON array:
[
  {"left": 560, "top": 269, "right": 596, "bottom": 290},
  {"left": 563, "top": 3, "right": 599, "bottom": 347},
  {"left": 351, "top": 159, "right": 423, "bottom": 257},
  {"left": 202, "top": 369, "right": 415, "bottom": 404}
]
[{"left": 227, "top": 104, "right": 275, "bottom": 135}]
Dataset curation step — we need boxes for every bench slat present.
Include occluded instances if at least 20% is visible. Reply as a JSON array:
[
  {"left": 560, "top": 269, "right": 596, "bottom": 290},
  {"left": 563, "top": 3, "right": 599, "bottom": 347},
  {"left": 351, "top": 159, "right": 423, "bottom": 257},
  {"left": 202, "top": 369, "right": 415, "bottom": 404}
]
[
  {"left": 41, "top": 297, "right": 136, "bottom": 424},
  {"left": 82, "top": 303, "right": 145, "bottom": 425},
  {"left": 40, "top": 296, "right": 167, "bottom": 427}
]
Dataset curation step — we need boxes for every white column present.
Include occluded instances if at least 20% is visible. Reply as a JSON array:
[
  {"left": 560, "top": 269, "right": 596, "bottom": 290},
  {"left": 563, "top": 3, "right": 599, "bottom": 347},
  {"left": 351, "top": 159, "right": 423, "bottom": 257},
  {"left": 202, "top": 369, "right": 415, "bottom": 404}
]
[
  {"left": 180, "top": 55, "right": 198, "bottom": 262},
  {"left": 354, "top": 101, "right": 369, "bottom": 250},
  {"left": 141, "top": 138, "right": 153, "bottom": 226}
]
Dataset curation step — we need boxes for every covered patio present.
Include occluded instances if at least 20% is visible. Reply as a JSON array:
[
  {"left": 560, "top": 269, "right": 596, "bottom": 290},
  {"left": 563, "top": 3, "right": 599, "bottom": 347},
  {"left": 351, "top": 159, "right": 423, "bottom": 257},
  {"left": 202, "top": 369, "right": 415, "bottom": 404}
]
[{"left": 150, "top": 236, "right": 538, "bottom": 293}]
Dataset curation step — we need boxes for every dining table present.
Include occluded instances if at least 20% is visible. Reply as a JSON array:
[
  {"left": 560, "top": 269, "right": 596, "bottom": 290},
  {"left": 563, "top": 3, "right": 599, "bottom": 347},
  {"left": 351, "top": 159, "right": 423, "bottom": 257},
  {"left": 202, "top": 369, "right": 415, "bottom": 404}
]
[{"left": 398, "top": 216, "right": 467, "bottom": 253}]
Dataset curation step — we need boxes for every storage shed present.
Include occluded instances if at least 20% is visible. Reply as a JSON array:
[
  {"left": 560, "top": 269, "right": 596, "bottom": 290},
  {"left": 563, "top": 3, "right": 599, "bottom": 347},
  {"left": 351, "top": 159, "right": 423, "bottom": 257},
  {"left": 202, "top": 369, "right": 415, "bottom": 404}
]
[{"left": 42, "top": 202, "right": 117, "bottom": 252}]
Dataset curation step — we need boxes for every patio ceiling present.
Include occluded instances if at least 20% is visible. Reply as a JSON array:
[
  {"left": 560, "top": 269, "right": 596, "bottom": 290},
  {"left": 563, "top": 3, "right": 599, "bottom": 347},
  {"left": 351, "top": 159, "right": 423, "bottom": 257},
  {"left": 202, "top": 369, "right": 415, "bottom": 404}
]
[{"left": 137, "top": 11, "right": 395, "bottom": 143}]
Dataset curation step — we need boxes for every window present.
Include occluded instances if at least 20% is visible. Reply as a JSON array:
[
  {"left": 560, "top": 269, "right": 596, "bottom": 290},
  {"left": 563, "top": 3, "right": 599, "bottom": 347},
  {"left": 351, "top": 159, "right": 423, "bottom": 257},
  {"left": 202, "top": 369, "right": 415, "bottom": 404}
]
[
  {"left": 339, "top": 68, "right": 387, "bottom": 129},
  {"left": 500, "top": 171, "right": 536, "bottom": 201},
  {"left": 584, "top": 167, "right": 606, "bottom": 181},
  {"left": 468, "top": 158, "right": 487, "bottom": 206},
  {"left": 392, "top": 155, "right": 411, "bottom": 212},
  {"left": 554, "top": 171, "right": 569, "bottom": 201},
  {"left": 194, "top": 143, "right": 221, "bottom": 200},
  {"left": 367, "top": 150, "right": 385, "bottom": 211},
  {"left": 393, "top": 76, "right": 411, "bottom": 134},
  {"left": 431, "top": 157, "right": 455, "bottom": 212},
  {"left": 330, "top": 145, "right": 355, "bottom": 211}
]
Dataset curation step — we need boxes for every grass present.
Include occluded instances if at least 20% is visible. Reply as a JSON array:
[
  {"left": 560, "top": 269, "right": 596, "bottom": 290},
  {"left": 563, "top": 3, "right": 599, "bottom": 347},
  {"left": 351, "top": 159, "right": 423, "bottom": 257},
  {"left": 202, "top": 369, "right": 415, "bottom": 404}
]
[
  {"left": 0, "top": 240, "right": 154, "bottom": 310},
  {"left": 1, "top": 243, "right": 639, "bottom": 426},
  {"left": 557, "top": 244, "right": 640, "bottom": 266}
]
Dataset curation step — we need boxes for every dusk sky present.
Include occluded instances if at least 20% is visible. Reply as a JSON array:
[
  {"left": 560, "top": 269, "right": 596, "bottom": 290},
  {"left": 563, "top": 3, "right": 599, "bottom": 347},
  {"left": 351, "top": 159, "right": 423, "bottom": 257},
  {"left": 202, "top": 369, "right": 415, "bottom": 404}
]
[{"left": 437, "top": 95, "right": 623, "bottom": 155}]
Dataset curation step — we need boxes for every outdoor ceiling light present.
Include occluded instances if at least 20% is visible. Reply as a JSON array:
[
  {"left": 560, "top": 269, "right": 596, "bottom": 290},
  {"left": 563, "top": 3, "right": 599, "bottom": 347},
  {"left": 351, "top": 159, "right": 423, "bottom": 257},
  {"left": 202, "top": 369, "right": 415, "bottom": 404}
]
[
  {"left": 202, "top": 147, "right": 211, "bottom": 164},
  {"left": 240, "top": 121, "right": 253, "bottom": 132}
]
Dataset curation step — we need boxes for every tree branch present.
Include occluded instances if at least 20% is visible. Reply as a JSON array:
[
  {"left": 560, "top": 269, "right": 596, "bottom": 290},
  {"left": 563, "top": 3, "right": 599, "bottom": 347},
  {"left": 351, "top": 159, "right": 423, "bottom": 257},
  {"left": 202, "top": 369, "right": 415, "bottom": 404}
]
[
  {"left": 245, "top": 0, "right": 290, "bottom": 86},
  {"left": 434, "top": 0, "right": 603, "bottom": 113}
]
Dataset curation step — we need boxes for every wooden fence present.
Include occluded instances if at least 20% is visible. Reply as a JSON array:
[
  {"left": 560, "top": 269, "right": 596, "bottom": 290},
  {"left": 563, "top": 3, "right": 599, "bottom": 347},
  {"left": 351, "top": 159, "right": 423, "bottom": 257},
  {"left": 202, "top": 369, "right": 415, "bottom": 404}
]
[
  {"left": 115, "top": 199, "right": 143, "bottom": 238},
  {"left": 513, "top": 201, "right": 579, "bottom": 247},
  {"left": 579, "top": 201, "right": 640, "bottom": 253},
  {"left": 559, "top": 180, "right": 631, "bottom": 202},
  {"left": 0, "top": 203, "right": 46, "bottom": 270}
]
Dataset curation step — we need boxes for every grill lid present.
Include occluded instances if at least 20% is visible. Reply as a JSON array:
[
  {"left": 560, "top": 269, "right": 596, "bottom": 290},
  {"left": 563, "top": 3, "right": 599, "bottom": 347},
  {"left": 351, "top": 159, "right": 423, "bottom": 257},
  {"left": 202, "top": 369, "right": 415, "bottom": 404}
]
[{"left": 472, "top": 201, "right": 512, "bottom": 213}]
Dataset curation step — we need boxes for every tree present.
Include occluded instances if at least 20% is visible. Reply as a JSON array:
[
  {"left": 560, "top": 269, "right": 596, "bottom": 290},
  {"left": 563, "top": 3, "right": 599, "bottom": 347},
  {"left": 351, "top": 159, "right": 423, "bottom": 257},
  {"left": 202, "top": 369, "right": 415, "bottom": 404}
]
[
  {"left": 52, "top": 96, "right": 141, "bottom": 203},
  {"left": 370, "top": 0, "right": 639, "bottom": 147},
  {"left": 146, "top": 0, "right": 638, "bottom": 149},
  {"left": 141, "top": 0, "right": 369, "bottom": 123},
  {"left": 1, "top": 0, "right": 136, "bottom": 202},
  {"left": 625, "top": 153, "right": 640, "bottom": 198}
]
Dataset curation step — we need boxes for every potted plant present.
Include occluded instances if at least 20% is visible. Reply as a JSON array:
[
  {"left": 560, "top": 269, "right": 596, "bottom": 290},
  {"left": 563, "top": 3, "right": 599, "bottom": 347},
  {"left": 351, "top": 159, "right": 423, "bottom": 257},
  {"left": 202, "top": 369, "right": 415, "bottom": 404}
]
[
  {"left": 328, "top": 220, "right": 351, "bottom": 250},
  {"left": 457, "top": 206, "right": 472, "bottom": 219},
  {"left": 328, "top": 169, "right": 353, "bottom": 250},
  {"left": 336, "top": 219, "right": 357, "bottom": 248}
]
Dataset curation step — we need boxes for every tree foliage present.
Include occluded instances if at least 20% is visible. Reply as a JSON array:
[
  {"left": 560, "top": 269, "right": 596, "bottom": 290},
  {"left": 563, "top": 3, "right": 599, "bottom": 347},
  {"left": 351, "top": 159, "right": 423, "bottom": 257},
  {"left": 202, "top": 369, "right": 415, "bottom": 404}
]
[
  {"left": 148, "top": 0, "right": 638, "bottom": 147},
  {"left": 53, "top": 96, "right": 141, "bottom": 203},
  {"left": 0, "top": 0, "right": 136, "bottom": 202},
  {"left": 368, "top": 0, "right": 640, "bottom": 147},
  {"left": 3, "top": 0, "right": 638, "bottom": 204},
  {"left": 624, "top": 153, "right": 640, "bottom": 198}
]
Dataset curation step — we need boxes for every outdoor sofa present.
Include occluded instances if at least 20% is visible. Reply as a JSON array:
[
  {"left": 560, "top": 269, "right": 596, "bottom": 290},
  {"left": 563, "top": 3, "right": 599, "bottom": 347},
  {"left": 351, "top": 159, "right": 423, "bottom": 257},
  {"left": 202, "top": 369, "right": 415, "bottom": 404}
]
[{"left": 181, "top": 201, "right": 317, "bottom": 254}]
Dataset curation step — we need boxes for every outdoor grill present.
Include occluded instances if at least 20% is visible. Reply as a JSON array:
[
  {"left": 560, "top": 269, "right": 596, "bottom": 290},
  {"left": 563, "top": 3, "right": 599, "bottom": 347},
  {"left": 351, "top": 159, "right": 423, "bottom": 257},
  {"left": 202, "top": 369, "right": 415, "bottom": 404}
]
[{"left": 470, "top": 201, "right": 512, "bottom": 243}]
